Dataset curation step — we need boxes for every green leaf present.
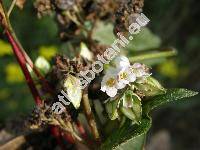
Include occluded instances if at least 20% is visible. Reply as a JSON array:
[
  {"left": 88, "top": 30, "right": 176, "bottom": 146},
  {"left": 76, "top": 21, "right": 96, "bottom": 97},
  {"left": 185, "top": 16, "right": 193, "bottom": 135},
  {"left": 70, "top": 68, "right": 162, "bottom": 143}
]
[
  {"left": 100, "top": 118, "right": 151, "bottom": 150},
  {"left": 143, "top": 88, "right": 198, "bottom": 114},
  {"left": 92, "top": 21, "right": 115, "bottom": 45},
  {"left": 127, "top": 27, "right": 161, "bottom": 52},
  {"left": 101, "top": 88, "right": 198, "bottom": 150},
  {"left": 114, "top": 134, "right": 145, "bottom": 150}
]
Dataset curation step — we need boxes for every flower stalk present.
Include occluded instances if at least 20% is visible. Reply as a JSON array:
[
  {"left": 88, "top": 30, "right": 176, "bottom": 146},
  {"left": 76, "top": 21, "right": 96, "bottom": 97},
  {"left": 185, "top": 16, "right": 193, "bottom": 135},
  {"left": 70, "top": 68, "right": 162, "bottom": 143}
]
[
  {"left": 82, "top": 88, "right": 100, "bottom": 142},
  {"left": 7, "top": 0, "right": 17, "bottom": 17}
]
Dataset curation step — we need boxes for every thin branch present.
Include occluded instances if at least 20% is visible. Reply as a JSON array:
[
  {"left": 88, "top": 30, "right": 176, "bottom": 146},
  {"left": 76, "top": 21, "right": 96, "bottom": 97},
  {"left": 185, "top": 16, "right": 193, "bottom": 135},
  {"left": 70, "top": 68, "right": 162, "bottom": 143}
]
[
  {"left": 5, "top": 30, "right": 43, "bottom": 106},
  {"left": 0, "top": 135, "right": 26, "bottom": 150},
  {"left": 130, "top": 49, "right": 177, "bottom": 62},
  {"left": 82, "top": 88, "right": 100, "bottom": 142},
  {"left": 1, "top": 6, "right": 53, "bottom": 93},
  {"left": 1, "top": 2, "right": 43, "bottom": 105},
  {"left": 7, "top": 0, "right": 17, "bottom": 17}
]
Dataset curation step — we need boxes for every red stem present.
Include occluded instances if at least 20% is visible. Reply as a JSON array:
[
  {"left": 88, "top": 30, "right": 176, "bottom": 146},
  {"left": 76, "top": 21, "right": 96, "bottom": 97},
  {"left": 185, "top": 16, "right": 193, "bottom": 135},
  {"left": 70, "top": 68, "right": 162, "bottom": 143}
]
[
  {"left": 51, "top": 126, "right": 65, "bottom": 150},
  {"left": 16, "top": 40, "right": 54, "bottom": 93},
  {"left": 76, "top": 121, "right": 87, "bottom": 139},
  {"left": 5, "top": 29, "right": 42, "bottom": 106},
  {"left": 63, "top": 133, "right": 75, "bottom": 144},
  {"left": 1, "top": 6, "right": 69, "bottom": 147}
]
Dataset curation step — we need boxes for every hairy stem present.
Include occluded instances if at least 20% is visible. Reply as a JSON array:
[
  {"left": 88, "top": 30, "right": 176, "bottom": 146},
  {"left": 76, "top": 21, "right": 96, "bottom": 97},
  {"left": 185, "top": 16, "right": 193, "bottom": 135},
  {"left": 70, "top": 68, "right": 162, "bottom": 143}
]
[
  {"left": 130, "top": 49, "right": 177, "bottom": 62},
  {"left": 82, "top": 88, "right": 100, "bottom": 142}
]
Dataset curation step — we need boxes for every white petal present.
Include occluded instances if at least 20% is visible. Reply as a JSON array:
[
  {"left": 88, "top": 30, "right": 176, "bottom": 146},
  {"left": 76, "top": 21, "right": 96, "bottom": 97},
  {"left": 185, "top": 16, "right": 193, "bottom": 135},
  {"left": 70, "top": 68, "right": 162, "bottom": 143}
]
[
  {"left": 132, "top": 63, "right": 142, "bottom": 68},
  {"left": 128, "top": 73, "right": 136, "bottom": 82},
  {"left": 100, "top": 86, "right": 107, "bottom": 92},
  {"left": 106, "top": 87, "right": 118, "bottom": 97},
  {"left": 119, "top": 61, "right": 130, "bottom": 68},
  {"left": 117, "top": 81, "right": 126, "bottom": 89},
  {"left": 113, "top": 56, "right": 130, "bottom": 68},
  {"left": 121, "top": 79, "right": 129, "bottom": 84}
]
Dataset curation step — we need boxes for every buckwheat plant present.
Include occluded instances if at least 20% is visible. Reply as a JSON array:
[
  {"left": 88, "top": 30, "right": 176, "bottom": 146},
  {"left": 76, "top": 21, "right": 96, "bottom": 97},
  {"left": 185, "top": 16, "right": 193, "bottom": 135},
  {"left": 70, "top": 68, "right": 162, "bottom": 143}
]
[{"left": 0, "top": 0, "right": 198, "bottom": 149}]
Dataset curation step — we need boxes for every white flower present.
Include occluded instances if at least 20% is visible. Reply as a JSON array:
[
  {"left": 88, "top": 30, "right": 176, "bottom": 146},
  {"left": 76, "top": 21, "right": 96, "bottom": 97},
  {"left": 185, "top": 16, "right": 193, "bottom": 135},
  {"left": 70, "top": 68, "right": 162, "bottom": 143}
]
[
  {"left": 117, "top": 67, "right": 136, "bottom": 89},
  {"left": 113, "top": 56, "right": 130, "bottom": 68},
  {"left": 101, "top": 56, "right": 151, "bottom": 97},
  {"left": 101, "top": 68, "right": 119, "bottom": 97},
  {"left": 130, "top": 63, "right": 151, "bottom": 83},
  {"left": 131, "top": 63, "right": 150, "bottom": 76}
]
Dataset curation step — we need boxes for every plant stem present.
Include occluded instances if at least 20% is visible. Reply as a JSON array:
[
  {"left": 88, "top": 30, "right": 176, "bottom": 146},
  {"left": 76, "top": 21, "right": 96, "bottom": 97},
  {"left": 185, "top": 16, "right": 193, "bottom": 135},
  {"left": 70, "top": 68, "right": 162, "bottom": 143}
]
[
  {"left": 130, "top": 49, "right": 177, "bottom": 62},
  {"left": 7, "top": 0, "right": 17, "bottom": 17},
  {"left": 1, "top": 2, "right": 53, "bottom": 93},
  {"left": 5, "top": 29, "right": 43, "bottom": 106},
  {"left": 1, "top": 3, "right": 73, "bottom": 148},
  {"left": 82, "top": 88, "right": 100, "bottom": 142},
  {"left": 0, "top": 2, "right": 43, "bottom": 105}
]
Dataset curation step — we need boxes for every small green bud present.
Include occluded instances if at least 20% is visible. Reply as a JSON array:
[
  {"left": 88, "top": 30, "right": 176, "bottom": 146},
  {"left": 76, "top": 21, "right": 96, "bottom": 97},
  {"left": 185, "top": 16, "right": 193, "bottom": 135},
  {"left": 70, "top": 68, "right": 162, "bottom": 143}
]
[
  {"left": 135, "top": 76, "right": 166, "bottom": 97},
  {"left": 105, "top": 90, "right": 142, "bottom": 123},
  {"left": 105, "top": 99, "right": 120, "bottom": 120},
  {"left": 120, "top": 90, "right": 142, "bottom": 123},
  {"left": 35, "top": 56, "right": 50, "bottom": 75}
]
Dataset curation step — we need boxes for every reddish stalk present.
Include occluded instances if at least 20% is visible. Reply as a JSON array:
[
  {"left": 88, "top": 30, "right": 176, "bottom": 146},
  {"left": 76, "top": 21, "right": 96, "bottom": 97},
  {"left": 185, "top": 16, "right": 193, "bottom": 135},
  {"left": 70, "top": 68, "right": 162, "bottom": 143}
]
[
  {"left": 51, "top": 126, "right": 65, "bottom": 150},
  {"left": 76, "top": 121, "right": 87, "bottom": 140},
  {"left": 5, "top": 29, "right": 43, "bottom": 106},
  {"left": 63, "top": 133, "right": 75, "bottom": 144},
  {"left": 9, "top": 31, "right": 54, "bottom": 93}
]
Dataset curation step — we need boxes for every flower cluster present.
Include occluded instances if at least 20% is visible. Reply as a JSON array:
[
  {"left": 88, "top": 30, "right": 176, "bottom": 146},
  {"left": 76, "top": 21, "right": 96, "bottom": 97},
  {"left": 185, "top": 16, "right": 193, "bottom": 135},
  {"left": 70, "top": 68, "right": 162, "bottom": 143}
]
[{"left": 101, "top": 56, "right": 150, "bottom": 97}]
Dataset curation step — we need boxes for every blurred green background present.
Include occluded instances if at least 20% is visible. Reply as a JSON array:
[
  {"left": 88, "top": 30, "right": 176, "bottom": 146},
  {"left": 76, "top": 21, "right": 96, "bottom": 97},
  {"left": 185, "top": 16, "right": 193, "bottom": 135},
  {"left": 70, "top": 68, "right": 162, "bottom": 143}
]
[{"left": 0, "top": 0, "right": 199, "bottom": 149}]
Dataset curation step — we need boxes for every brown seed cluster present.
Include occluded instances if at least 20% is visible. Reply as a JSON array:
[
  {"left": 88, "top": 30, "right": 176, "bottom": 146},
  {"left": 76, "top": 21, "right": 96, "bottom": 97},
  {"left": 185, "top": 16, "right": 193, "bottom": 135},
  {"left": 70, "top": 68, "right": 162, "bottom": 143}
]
[
  {"left": 34, "top": 0, "right": 144, "bottom": 41},
  {"left": 114, "top": 0, "right": 144, "bottom": 33},
  {"left": 34, "top": 0, "right": 53, "bottom": 18}
]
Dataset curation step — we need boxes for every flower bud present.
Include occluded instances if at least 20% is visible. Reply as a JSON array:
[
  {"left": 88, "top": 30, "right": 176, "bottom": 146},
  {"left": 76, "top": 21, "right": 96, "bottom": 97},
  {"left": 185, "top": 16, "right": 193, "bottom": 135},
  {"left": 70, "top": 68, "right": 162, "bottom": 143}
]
[
  {"left": 105, "top": 99, "right": 120, "bottom": 120},
  {"left": 35, "top": 56, "right": 50, "bottom": 76},
  {"left": 120, "top": 90, "right": 142, "bottom": 123},
  {"left": 135, "top": 76, "right": 166, "bottom": 97}
]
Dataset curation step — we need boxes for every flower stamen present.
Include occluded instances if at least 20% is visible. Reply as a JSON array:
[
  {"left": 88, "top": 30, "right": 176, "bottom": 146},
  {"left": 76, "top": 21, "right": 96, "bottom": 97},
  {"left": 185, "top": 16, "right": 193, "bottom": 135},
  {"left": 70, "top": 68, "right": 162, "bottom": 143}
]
[{"left": 106, "top": 78, "right": 116, "bottom": 87}]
